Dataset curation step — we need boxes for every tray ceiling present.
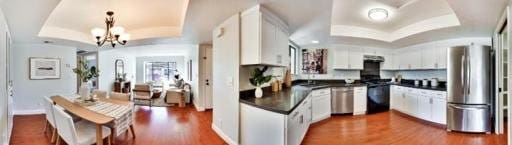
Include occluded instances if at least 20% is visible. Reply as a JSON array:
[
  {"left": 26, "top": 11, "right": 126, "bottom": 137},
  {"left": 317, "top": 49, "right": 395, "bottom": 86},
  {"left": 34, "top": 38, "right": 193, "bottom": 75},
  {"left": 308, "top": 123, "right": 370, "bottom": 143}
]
[
  {"left": 38, "top": 0, "right": 190, "bottom": 45},
  {"left": 330, "top": 0, "right": 460, "bottom": 42}
]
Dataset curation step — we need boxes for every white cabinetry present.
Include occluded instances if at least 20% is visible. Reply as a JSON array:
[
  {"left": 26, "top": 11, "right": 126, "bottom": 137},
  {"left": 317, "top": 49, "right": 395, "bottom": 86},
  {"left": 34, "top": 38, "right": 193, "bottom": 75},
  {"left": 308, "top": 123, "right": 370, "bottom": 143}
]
[
  {"left": 353, "top": 86, "right": 367, "bottom": 115},
  {"left": 431, "top": 91, "right": 447, "bottom": 124},
  {"left": 311, "top": 88, "right": 331, "bottom": 123},
  {"left": 333, "top": 48, "right": 363, "bottom": 70},
  {"left": 435, "top": 47, "right": 447, "bottom": 69},
  {"left": 390, "top": 85, "right": 447, "bottom": 125},
  {"left": 421, "top": 46, "right": 447, "bottom": 69},
  {"left": 421, "top": 48, "right": 438, "bottom": 69},
  {"left": 381, "top": 52, "right": 394, "bottom": 70},
  {"left": 241, "top": 95, "right": 311, "bottom": 145},
  {"left": 241, "top": 5, "right": 289, "bottom": 67}
]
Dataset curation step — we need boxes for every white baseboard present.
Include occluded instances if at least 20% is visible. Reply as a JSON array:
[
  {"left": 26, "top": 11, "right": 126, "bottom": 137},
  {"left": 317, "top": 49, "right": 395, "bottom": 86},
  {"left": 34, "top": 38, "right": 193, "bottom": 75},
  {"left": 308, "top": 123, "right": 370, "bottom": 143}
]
[
  {"left": 211, "top": 124, "right": 238, "bottom": 145},
  {"left": 193, "top": 99, "right": 206, "bottom": 112},
  {"left": 13, "top": 109, "right": 45, "bottom": 115}
]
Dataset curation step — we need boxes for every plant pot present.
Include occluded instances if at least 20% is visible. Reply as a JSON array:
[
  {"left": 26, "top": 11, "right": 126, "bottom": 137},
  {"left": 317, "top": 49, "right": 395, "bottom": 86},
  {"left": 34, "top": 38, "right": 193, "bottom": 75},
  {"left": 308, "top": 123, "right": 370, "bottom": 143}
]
[
  {"left": 78, "top": 81, "right": 92, "bottom": 100},
  {"left": 255, "top": 87, "right": 263, "bottom": 98}
]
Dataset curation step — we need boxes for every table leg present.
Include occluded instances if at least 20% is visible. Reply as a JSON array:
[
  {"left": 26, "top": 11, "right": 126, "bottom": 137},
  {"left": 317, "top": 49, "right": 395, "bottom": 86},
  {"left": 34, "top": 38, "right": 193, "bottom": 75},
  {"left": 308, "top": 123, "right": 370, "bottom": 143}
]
[
  {"left": 129, "top": 125, "right": 136, "bottom": 138},
  {"left": 111, "top": 128, "right": 116, "bottom": 144},
  {"left": 96, "top": 124, "right": 103, "bottom": 145}
]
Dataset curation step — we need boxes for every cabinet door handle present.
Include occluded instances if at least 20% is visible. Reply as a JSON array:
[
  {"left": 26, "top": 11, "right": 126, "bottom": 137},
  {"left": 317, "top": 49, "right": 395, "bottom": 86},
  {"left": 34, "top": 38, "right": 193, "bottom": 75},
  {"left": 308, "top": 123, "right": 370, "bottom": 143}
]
[{"left": 299, "top": 115, "right": 304, "bottom": 124}]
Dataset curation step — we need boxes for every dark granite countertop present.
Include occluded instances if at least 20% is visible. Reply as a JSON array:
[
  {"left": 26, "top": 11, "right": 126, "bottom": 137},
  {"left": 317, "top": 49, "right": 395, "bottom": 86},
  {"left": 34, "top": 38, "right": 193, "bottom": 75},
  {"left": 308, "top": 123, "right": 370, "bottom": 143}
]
[
  {"left": 239, "top": 86, "right": 312, "bottom": 115},
  {"left": 388, "top": 82, "right": 446, "bottom": 91},
  {"left": 239, "top": 80, "right": 367, "bottom": 115}
]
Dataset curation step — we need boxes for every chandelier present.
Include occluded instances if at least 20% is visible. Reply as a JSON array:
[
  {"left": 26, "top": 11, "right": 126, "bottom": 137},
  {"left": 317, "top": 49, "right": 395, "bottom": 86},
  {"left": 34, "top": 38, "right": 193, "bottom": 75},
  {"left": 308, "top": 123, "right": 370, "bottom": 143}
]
[{"left": 91, "top": 11, "right": 130, "bottom": 47}]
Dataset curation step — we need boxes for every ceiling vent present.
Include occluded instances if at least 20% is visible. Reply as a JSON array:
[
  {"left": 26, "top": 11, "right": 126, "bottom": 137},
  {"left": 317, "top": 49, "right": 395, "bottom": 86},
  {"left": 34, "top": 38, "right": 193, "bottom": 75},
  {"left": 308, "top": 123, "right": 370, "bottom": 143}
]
[{"left": 377, "top": 0, "right": 418, "bottom": 9}]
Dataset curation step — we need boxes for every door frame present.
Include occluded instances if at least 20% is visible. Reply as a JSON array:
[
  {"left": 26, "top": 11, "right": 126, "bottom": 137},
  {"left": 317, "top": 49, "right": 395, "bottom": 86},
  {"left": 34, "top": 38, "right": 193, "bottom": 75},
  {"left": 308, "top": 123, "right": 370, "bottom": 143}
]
[{"left": 494, "top": 6, "right": 510, "bottom": 137}]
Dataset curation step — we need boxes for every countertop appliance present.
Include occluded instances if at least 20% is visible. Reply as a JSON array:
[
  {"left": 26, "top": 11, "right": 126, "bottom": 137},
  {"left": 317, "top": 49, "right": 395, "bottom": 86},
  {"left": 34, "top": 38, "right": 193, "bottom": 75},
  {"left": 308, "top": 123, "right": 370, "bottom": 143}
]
[
  {"left": 414, "top": 80, "right": 420, "bottom": 86},
  {"left": 422, "top": 79, "right": 429, "bottom": 86},
  {"left": 431, "top": 78, "right": 439, "bottom": 87},
  {"left": 447, "top": 44, "right": 492, "bottom": 133},
  {"left": 331, "top": 87, "right": 354, "bottom": 114}
]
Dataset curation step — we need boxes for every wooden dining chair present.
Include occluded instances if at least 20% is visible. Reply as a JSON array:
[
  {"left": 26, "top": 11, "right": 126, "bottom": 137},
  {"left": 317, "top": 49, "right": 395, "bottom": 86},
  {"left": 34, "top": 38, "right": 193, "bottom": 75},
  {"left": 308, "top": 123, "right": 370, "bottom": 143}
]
[
  {"left": 53, "top": 105, "right": 112, "bottom": 145},
  {"left": 93, "top": 90, "right": 108, "bottom": 98},
  {"left": 42, "top": 96, "right": 58, "bottom": 143},
  {"left": 109, "top": 92, "right": 131, "bottom": 101}
]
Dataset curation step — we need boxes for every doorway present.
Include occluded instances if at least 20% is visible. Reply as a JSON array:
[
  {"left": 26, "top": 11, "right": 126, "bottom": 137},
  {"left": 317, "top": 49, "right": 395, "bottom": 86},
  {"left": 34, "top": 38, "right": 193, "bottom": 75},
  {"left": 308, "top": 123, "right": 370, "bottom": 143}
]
[
  {"left": 200, "top": 45, "right": 213, "bottom": 109},
  {"left": 77, "top": 52, "right": 99, "bottom": 92}
]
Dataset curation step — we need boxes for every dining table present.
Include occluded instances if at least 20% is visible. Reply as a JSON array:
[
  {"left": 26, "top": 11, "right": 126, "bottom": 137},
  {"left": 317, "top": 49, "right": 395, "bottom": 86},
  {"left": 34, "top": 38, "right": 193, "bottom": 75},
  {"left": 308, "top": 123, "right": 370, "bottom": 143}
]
[{"left": 50, "top": 95, "right": 135, "bottom": 145}]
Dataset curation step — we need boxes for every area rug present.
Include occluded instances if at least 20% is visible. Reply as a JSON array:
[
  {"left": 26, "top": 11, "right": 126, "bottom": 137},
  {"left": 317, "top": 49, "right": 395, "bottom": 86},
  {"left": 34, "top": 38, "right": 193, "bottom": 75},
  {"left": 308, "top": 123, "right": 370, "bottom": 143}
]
[{"left": 134, "top": 95, "right": 175, "bottom": 107}]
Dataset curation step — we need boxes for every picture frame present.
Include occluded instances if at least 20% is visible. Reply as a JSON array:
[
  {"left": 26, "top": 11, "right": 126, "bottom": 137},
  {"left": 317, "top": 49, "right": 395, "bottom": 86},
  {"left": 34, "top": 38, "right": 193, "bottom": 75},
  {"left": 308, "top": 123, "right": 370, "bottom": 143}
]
[{"left": 29, "top": 57, "right": 61, "bottom": 80}]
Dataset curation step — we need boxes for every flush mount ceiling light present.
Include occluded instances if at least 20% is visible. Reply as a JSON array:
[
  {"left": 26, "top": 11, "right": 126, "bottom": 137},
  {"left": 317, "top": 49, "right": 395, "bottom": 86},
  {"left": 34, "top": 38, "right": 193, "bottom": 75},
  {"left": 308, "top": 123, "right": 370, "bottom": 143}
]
[
  {"left": 91, "top": 11, "right": 130, "bottom": 47},
  {"left": 368, "top": 8, "right": 389, "bottom": 21}
]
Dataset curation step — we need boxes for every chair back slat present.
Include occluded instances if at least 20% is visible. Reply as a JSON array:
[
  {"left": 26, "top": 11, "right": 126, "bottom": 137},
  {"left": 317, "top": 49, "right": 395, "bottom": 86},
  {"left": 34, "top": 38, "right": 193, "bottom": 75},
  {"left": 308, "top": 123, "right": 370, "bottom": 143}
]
[
  {"left": 43, "top": 96, "right": 56, "bottom": 127},
  {"left": 53, "top": 106, "right": 79, "bottom": 145}
]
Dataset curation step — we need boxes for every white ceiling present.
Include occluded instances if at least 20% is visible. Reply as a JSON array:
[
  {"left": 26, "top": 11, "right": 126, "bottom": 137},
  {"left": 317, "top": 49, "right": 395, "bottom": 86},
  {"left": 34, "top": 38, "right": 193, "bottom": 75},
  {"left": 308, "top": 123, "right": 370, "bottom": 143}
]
[
  {"left": 39, "top": 0, "right": 189, "bottom": 45},
  {"left": 0, "top": 0, "right": 508, "bottom": 50},
  {"left": 330, "top": 0, "right": 461, "bottom": 42}
]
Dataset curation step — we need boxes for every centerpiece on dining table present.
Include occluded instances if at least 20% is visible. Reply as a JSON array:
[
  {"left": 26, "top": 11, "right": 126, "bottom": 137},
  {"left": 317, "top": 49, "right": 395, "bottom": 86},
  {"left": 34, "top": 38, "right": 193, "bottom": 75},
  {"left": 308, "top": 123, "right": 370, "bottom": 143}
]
[{"left": 73, "top": 60, "right": 100, "bottom": 105}]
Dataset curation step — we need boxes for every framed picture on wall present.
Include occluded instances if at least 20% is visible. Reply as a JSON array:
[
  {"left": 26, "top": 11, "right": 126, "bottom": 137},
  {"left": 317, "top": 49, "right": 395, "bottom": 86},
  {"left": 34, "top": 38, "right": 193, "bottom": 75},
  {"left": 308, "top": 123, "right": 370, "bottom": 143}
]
[
  {"left": 29, "top": 57, "right": 61, "bottom": 80},
  {"left": 302, "top": 48, "right": 328, "bottom": 74},
  {"left": 188, "top": 60, "right": 193, "bottom": 81}
]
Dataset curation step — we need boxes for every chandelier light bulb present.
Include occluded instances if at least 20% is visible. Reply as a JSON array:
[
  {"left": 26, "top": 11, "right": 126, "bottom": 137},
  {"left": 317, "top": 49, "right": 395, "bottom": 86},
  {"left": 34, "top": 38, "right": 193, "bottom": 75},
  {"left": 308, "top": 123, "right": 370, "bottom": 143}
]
[
  {"left": 91, "top": 28, "right": 105, "bottom": 37},
  {"left": 119, "top": 33, "right": 131, "bottom": 41},
  {"left": 111, "top": 26, "right": 125, "bottom": 36}
]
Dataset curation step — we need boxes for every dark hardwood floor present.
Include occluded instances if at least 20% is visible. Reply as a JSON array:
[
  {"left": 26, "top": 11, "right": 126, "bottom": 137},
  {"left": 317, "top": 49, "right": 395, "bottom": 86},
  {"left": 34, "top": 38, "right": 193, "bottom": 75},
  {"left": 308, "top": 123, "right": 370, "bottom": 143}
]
[
  {"left": 303, "top": 110, "right": 508, "bottom": 145},
  {"left": 10, "top": 107, "right": 508, "bottom": 145},
  {"left": 10, "top": 105, "right": 226, "bottom": 145}
]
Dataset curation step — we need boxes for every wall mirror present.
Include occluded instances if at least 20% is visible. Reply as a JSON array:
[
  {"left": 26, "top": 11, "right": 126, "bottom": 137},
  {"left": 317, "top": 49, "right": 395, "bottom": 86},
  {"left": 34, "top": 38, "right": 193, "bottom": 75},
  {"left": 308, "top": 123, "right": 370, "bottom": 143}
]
[{"left": 115, "top": 59, "right": 125, "bottom": 81}]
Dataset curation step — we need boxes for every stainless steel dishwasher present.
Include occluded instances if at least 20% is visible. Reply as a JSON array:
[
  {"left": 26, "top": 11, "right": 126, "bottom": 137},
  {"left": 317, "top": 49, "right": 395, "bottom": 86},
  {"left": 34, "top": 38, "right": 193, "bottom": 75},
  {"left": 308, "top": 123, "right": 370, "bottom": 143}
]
[{"left": 331, "top": 87, "right": 354, "bottom": 114}]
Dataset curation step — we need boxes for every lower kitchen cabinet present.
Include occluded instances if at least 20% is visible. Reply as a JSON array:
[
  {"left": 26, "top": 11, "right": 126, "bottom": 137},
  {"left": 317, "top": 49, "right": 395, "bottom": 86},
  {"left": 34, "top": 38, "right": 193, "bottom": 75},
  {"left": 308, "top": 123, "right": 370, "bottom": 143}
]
[
  {"left": 353, "top": 86, "right": 367, "bottom": 115},
  {"left": 240, "top": 95, "right": 311, "bottom": 145},
  {"left": 390, "top": 85, "right": 447, "bottom": 125},
  {"left": 311, "top": 88, "right": 331, "bottom": 123}
]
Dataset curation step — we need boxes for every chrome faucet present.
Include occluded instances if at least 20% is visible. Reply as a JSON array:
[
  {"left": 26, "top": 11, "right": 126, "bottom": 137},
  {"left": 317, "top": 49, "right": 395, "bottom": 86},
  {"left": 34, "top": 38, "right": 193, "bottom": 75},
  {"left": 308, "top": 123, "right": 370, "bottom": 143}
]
[{"left": 307, "top": 71, "right": 315, "bottom": 85}]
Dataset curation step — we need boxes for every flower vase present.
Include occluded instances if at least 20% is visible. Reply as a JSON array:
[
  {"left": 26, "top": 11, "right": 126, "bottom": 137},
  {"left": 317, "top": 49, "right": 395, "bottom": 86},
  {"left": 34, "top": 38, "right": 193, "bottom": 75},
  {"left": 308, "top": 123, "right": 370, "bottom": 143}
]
[
  {"left": 255, "top": 87, "right": 263, "bottom": 98},
  {"left": 78, "top": 81, "right": 92, "bottom": 100}
]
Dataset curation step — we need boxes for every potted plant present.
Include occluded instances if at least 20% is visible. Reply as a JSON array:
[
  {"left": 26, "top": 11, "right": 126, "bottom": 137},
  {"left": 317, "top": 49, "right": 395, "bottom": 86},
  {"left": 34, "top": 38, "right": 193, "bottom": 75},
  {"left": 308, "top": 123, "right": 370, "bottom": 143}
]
[
  {"left": 73, "top": 60, "right": 99, "bottom": 100},
  {"left": 249, "top": 66, "right": 272, "bottom": 98}
]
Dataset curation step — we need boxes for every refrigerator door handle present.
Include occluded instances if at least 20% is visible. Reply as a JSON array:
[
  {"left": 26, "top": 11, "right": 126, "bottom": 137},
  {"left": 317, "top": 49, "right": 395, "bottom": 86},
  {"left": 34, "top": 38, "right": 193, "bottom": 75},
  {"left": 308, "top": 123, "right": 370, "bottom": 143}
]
[
  {"left": 466, "top": 48, "right": 471, "bottom": 96},
  {"left": 461, "top": 53, "right": 466, "bottom": 97}
]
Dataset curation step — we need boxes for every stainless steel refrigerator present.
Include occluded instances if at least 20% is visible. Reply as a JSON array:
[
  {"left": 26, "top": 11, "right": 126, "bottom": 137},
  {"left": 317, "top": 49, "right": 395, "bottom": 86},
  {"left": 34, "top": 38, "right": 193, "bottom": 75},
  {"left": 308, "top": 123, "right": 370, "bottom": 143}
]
[{"left": 447, "top": 44, "right": 492, "bottom": 133}]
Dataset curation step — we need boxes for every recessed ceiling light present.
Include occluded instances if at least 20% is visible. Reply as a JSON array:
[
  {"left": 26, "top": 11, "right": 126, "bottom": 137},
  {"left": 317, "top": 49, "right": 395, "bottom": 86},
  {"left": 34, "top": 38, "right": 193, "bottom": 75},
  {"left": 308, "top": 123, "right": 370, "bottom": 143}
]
[
  {"left": 368, "top": 8, "right": 388, "bottom": 21},
  {"left": 312, "top": 40, "right": 319, "bottom": 44}
]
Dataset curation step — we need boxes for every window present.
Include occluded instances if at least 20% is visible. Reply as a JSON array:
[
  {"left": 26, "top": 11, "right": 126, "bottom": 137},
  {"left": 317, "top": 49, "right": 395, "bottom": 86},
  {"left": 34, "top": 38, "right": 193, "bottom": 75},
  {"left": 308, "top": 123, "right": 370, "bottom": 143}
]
[
  {"left": 144, "top": 62, "right": 177, "bottom": 83},
  {"left": 290, "top": 45, "right": 297, "bottom": 74}
]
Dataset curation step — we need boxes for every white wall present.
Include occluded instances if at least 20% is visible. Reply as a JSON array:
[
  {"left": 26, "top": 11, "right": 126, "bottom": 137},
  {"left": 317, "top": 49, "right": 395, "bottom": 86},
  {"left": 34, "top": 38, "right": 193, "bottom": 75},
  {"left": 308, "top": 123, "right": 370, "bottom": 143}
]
[
  {"left": 184, "top": 45, "right": 200, "bottom": 111},
  {"left": 212, "top": 14, "right": 240, "bottom": 145},
  {"left": 97, "top": 49, "right": 136, "bottom": 92},
  {"left": 0, "top": 8, "right": 11, "bottom": 144},
  {"left": 12, "top": 44, "right": 77, "bottom": 114}
]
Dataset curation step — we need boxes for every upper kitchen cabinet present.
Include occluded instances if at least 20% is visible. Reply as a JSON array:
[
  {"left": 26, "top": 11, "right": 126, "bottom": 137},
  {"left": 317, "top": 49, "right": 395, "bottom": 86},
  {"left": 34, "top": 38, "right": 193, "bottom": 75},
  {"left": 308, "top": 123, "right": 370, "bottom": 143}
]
[
  {"left": 333, "top": 47, "right": 363, "bottom": 70},
  {"left": 241, "top": 5, "right": 290, "bottom": 67},
  {"left": 380, "top": 52, "right": 394, "bottom": 70},
  {"left": 421, "top": 46, "right": 447, "bottom": 69}
]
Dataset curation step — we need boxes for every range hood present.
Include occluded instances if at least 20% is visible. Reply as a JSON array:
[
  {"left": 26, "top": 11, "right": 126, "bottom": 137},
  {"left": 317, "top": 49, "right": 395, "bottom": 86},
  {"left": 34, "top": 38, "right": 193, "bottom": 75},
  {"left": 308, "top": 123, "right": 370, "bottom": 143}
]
[{"left": 364, "top": 55, "right": 385, "bottom": 62}]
